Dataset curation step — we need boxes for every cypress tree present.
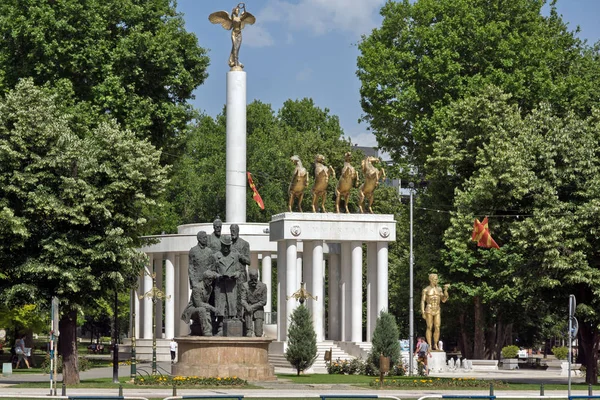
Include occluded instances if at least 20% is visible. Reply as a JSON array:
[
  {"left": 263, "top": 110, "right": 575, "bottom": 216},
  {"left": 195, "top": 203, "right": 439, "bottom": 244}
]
[
  {"left": 285, "top": 304, "right": 317, "bottom": 375},
  {"left": 369, "top": 311, "right": 401, "bottom": 368}
]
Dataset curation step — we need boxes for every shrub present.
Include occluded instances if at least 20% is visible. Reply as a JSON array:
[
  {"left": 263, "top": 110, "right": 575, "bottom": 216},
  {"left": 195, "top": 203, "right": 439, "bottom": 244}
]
[
  {"left": 552, "top": 346, "right": 569, "bottom": 360},
  {"left": 135, "top": 375, "right": 246, "bottom": 386},
  {"left": 368, "top": 311, "right": 400, "bottom": 368},
  {"left": 41, "top": 354, "right": 91, "bottom": 374},
  {"left": 285, "top": 304, "right": 317, "bottom": 375},
  {"left": 501, "top": 345, "right": 519, "bottom": 358}
]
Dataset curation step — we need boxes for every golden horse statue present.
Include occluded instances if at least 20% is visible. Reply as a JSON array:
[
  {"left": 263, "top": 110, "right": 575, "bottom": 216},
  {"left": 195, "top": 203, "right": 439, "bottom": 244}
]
[
  {"left": 335, "top": 152, "right": 359, "bottom": 213},
  {"left": 311, "top": 154, "right": 335, "bottom": 213},
  {"left": 358, "top": 156, "right": 386, "bottom": 213},
  {"left": 288, "top": 155, "right": 308, "bottom": 212}
]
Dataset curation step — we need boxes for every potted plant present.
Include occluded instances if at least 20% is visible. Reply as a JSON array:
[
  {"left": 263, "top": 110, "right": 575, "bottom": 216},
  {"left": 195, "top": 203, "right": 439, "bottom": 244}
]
[{"left": 501, "top": 345, "right": 519, "bottom": 370}]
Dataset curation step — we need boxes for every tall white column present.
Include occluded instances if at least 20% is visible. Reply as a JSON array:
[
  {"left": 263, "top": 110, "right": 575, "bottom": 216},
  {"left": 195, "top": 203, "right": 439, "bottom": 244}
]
[
  {"left": 261, "top": 254, "right": 272, "bottom": 314},
  {"left": 367, "top": 242, "right": 378, "bottom": 342},
  {"left": 285, "top": 240, "right": 298, "bottom": 341},
  {"left": 174, "top": 256, "right": 181, "bottom": 337},
  {"left": 277, "top": 242, "right": 287, "bottom": 341},
  {"left": 165, "top": 253, "right": 175, "bottom": 339},
  {"left": 142, "top": 254, "right": 153, "bottom": 339},
  {"left": 340, "top": 242, "right": 351, "bottom": 341},
  {"left": 154, "top": 259, "right": 163, "bottom": 339},
  {"left": 303, "top": 242, "right": 314, "bottom": 315},
  {"left": 296, "top": 255, "right": 303, "bottom": 288},
  {"left": 351, "top": 241, "right": 363, "bottom": 343},
  {"left": 312, "top": 241, "right": 325, "bottom": 342},
  {"left": 377, "top": 242, "right": 389, "bottom": 315},
  {"left": 225, "top": 70, "right": 247, "bottom": 224},
  {"left": 328, "top": 252, "right": 341, "bottom": 340},
  {"left": 178, "top": 255, "right": 190, "bottom": 336},
  {"left": 134, "top": 276, "right": 141, "bottom": 339}
]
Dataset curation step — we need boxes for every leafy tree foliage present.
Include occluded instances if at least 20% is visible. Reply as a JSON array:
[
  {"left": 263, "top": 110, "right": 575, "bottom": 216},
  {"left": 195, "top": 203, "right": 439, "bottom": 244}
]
[
  {"left": 368, "top": 311, "right": 401, "bottom": 368},
  {"left": 285, "top": 304, "right": 318, "bottom": 375},
  {"left": 0, "top": 80, "right": 168, "bottom": 383},
  {"left": 0, "top": 0, "right": 209, "bottom": 163}
]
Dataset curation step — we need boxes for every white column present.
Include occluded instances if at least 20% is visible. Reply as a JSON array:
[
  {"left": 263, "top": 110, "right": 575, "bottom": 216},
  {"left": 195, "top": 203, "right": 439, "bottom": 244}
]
[
  {"left": 312, "top": 241, "right": 325, "bottom": 342},
  {"left": 328, "top": 252, "right": 340, "bottom": 341},
  {"left": 377, "top": 242, "right": 389, "bottom": 315},
  {"left": 134, "top": 276, "right": 141, "bottom": 339},
  {"left": 340, "top": 242, "right": 351, "bottom": 341},
  {"left": 261, "top": 254, "right": 272, "bottom": 314},
  {"left": 366, "top": 242, "right": 378, "bottom": 342},
  {"left": 351, "top": 241, "right": 363, "bottom": 343},
  {"left": 142, "top": 255, "right": 153, "bottom": 339},
  {"left": 225, "top": 70, "right": 247, "bottom": 224},
  {"left": 154, "top": 259, "right": 163, "bottom": 339},
  {"left": 303, "top": 242, "right": 314, "bottom": 315},
  {"left": 296, "top": 255, "right": 303, "bottom": 287},
  {"left": 164, "top": 253, "right": 175, "bottom": 339},
  {"left": 178, "top": 255, "right": 190, "bottom": 336},
  {"left": 277, "top": 241, "right": 287, "bottom": 341},
  {"left": 285, "top": 239, "right": 298, "bottom": 341}
]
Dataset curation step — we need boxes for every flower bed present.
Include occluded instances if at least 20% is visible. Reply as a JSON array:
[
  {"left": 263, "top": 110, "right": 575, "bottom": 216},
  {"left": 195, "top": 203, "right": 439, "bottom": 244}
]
[
  {"left": 371, "top": 377, "right": 508, "bottom": 388},
  {"left": 134, "top": 375, "right": 247, "bottom": 386}
]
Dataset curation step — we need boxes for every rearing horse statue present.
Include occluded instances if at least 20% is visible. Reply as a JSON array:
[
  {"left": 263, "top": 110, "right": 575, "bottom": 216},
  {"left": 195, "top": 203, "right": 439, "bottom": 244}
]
[
  {"left": 288, "top": 155, "right": 308, "bottom": 212},
  {"left": 358, "top": 156, "right": 386, "bottom": 214},
  {"left": 311, "top": 154, "right": 335, "bottom": 213},
  {"left": 335, "top": 152, "right": 359, "bottom": 213}
]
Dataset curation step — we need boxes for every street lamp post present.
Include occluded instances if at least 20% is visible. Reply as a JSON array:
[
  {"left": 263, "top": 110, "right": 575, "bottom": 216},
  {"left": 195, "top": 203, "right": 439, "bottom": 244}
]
[
  {"left": 140, "top": 272, "right": 169, "bottom": 375},
  {"left": 112, "top": 286, "right": 119, "bottom": 383},
  {"left": 130, "top": 299, "right": 136, "bottom": 381},
  {"left": 408, "top": 181, "right": 415, "bottom": 376}
]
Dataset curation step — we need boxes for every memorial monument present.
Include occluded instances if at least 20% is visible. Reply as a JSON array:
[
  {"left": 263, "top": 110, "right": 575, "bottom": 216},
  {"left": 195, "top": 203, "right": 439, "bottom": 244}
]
[{"left": 420, "top": 273, "right": 450, "bottom": 372}]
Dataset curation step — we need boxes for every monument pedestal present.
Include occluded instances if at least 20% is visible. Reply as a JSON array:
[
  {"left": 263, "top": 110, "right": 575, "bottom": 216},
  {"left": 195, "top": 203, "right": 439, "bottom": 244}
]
[
  {"left": 173, "top": 336, "right": 275, "bottom": 381},
  {"left": 428, "top": 351, "right": 447, "bottom": 373}
]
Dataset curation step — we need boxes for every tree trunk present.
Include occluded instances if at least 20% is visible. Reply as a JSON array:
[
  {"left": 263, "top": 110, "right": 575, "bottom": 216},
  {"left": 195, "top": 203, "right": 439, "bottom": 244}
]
[
  {"left": 458, "top": 312, "right": 471, "bottom": 358},
  {"left": 579, "top": 317, "right": 599, "bottom": 384},
  {"left": 59, "top": 308, "right": 80, "bottom": 385},
  {"left": 473, "top": 296, "right": 485, "bottom": 359}
]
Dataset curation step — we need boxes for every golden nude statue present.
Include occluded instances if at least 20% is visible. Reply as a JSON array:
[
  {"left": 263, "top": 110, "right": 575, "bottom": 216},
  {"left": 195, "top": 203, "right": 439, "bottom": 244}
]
[
  {"left": 287, "top": 282, "right": 317, "bottom": 305},
  {"left": 209, "top": 3, "right": 256, "bottom": 70},
  {"left": 421, "top": 273, "right": 450, "bottom": 350},
  {"left": 311, "top": 154, "right": 335, "bottom": 213},
  {"left": 358, "top": 156, "right": 386, "bottom": 213},
  {"left": 288, "top": 155, "right": 308, "bottom": 212},
  {"left": 336, "top": 152, "right": 359, "bottom": 213}
]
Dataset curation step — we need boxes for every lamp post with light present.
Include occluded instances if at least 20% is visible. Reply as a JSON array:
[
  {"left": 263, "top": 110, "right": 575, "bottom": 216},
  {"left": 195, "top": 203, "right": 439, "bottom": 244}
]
[{"left": 139, "top": 272, "right": 169, "bottom": 375}]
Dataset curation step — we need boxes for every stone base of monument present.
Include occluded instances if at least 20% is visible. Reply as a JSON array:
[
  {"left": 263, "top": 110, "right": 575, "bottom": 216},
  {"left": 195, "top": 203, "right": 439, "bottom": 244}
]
[
  {"left": 428, "top": 351, "right": 447, "bottom": 373},
  {"left": 172, "top": 336, "right": 275, "bottom": 381}
]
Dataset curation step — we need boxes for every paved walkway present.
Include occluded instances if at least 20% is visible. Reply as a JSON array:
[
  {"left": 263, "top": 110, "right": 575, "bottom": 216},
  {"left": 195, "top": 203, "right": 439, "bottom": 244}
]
[{"left": 0, "top": 362, "right": 591, "bottom": 398}]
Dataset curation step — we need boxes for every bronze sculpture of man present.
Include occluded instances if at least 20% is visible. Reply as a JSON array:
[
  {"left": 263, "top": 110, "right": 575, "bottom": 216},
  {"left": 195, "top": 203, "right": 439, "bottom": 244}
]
[
  {"left": 208, "top": 217, "right": 223, "bottom": 252},
  {"left": 213, "top": 235, "right": 242, "bottom": 335},
  {"left": 421, "top": 273, "right": 450, "bottom": 350},
  {"left": 188, "top": 231, "right": 214, "bottom": 290},
  {"left": 240, "top": 269, "right": 267, "bottom": 337},
  {"left": 209, "top": 3, "right": 256, "bottom": 70},
  {"left": 181, "top": 271, "right": 218, "bottom": 336}
]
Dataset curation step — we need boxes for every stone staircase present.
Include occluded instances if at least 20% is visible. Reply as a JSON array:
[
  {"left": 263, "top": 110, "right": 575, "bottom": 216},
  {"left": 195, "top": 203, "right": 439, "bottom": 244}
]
[
  {"left": 268, "top": 340, "right": 355, "bottom": 373},
  {"left": 335, "top": 341, "right": 373, "bottom": 360}
]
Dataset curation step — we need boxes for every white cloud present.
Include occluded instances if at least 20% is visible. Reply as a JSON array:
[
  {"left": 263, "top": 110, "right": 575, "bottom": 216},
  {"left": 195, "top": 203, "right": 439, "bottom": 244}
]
[
  {"left": 259, "top": 0, "right": 384, "bottom": 37},
  {"left": 244, "top": 25, "right": 275, "bottom": 47},
  {"left": 347, "top": 131, "right": 378, "bottom": 147}
]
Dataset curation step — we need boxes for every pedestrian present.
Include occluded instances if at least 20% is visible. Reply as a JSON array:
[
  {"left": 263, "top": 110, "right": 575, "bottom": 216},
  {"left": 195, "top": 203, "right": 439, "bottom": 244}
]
[
  {"left": 170, "top": 338, "right": 178, "bottom": 364},
  {"left": 15, "top": 334, "right": 30, "bottom": 369}
]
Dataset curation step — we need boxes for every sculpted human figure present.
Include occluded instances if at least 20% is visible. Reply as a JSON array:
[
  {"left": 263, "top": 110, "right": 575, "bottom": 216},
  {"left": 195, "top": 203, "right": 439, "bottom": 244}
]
[
  {"left": 358, "top": 156, "right": 386, "bottom": 213},
  {"left": 188, "top": 231, "right": 215, "bottom": 290},
  {"left": 311, "top": 154, "right": 335, "bottom": 213},
  {"left": 208, "top": 217, "right": 223, "bottom": 252},
  {"left": 421, "top": 273, "right": 450, "bottom": 350},
  {"left": 240, "top": 269, "right": 267, "bottom": 337},
  {"left": 181, "top": 271, "right": 218, "bottom": 336},
  {"left": 209, "top": 3, "right": 256, "bottom": 70},
  {"left": 336, "top": 152, "right": 359, "bottom": 213},
  {"left": 231, "top": 224, "right": 251, "bottom": 322},
  {"left": 213, "top": 235, "right": 242, "bottom": 335},
  {"left": 288, "top": 155, "right": 308, "bottom": 212}
]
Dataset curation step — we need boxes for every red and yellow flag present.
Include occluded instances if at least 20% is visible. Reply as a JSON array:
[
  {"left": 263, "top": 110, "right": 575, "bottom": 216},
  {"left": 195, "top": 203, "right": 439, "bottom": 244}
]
[
  {"left": 247, "top": 172, "right": 265, "bottom": 210},
  {"left": 471, "top": 217, "right": 500, "bottom": 249}
]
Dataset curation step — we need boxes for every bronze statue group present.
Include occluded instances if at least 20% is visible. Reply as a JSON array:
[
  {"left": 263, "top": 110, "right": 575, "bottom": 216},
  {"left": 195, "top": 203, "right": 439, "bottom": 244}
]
[{"left": 181, "top": 218, "right": 267, "bottom": 337}]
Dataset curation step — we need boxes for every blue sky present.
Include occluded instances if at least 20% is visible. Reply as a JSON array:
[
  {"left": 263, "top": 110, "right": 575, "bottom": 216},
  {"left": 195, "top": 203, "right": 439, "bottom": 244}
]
[{"left": 177, "top": 0, "right": 600, "bottom": 148}]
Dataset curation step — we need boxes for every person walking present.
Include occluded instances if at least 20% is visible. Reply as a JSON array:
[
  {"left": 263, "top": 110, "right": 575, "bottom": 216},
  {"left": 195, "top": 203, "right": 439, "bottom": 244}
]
[
  {"left": 15, "top": 334, "right": 30, "bottom": 369},
  {"left": 170, "top": 338, "right": 178, "bottom": 364}
]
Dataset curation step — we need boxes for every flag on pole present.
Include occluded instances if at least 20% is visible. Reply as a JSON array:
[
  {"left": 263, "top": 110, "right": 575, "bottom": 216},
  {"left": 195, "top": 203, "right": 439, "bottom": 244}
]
[
  {"left": 247, "top": 172, "right": 265, "bottom": 210},
  {"left": 471, "top": 217, "right": 500, "bottom": 249}
]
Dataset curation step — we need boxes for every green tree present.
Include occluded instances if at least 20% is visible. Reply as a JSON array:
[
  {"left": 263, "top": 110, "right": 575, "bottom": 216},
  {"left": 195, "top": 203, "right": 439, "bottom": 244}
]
[
  {"left": 0, "top": 0, "right": 209, "bottom": 164},
  {"left": 0, "top": 80, "right": 168, "bottom": 383},
  {"left": 369, "top": 311, "right": 401, "bottom": 368},
  {"left": 285, "top": 304, "right": 318, "bottom": 375}
]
